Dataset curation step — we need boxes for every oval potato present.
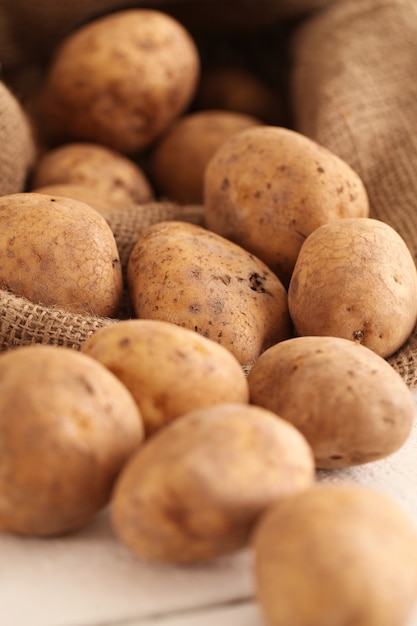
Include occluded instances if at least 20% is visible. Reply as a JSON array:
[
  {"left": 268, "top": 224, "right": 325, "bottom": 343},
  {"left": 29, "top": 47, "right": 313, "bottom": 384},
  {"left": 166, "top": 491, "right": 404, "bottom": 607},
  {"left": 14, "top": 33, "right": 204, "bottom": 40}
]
[
  {"left": 127, "top": 220, "right": 292, "bottom": 368},
  {"left": 30, "top": 142, "right": 154, "bottom": 206},
  {"left": 149, "top": 109, "right": 261, "bottom": 204},
  {"left": 288, "top": 217, "right": 417, "bottom": 358},
  {"left": 0, "top": 192, "right": 123, "bottom": 316},
  {"left": 0, "top": 344, "right": 144, "bottom": 536},
  {"left": 248, "top": 335, "right": 415, "bottom": 468},
  {"left": 81, "top": 318, "right": 249, "bottom": 436},
  {"left": 204, "top": 125, "right": 369, "bottom": 286},
  {"left": 253, "top": 483, "right": 417, "bottom": 626},
  {"left": 38, "top": 9, "right": 200, "bottom": 154},
  {"left": 111, "top": 403, "right": 314, "bottom": 563}
]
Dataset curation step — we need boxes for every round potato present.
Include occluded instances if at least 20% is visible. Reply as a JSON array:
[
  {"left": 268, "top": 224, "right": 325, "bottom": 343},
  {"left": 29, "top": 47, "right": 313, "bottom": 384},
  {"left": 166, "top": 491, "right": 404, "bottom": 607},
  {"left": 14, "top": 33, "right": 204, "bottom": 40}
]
[
  {"left": 111, "top": 403, "right": 315, "bottom": 564},
  {"left": 288, "top": 217, "right": 417, "bottom": 358},
  {"left": 204, "top": 125, "right": 369, "bottom": 286},
  {"left": 248, "top": 335, "right": 415, "bottom": 468},
  {"left": 38, "top": 9, "right": 200, "bottom": 154},
  {"left": 81, "top": 318, "right": 249, "bottom": 436},
  {"left": 30, "top": 142, "right": 154, "bottom": 206},
  {"left": 127, "top": 220, "right": 292, "bottom": 368},
  {"left": 253, "top": 483, "right": 417, "bottom": 626},
  {"left": 0, "top": 344, "right": 144, "bottom": 537},
  {"left": 149, "top": 109, "right": 261, "bottom": 204},
  {"left": 0, "top": 192, "right": 123, "bottom": 316}
]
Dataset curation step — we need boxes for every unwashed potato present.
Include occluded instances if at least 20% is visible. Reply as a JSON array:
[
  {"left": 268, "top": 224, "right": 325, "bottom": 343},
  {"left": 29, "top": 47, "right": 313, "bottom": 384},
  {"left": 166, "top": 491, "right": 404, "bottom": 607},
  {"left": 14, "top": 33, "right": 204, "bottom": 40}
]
[
  {"left": 253, "top": 483, "right": 417, "bottom": 626},
  {"left": 204, "top": 125, "right": 369, "bottom": 287},
  {"left": 31, "top": 183, "right": 125, "bottom": 219},
  {"left": 149, "top": 109, "right": 261, "bottom": 204},
  {"left": 248, "top": 336, "right": 415, "bottom": 468},
  {"left": 127, "top": 220, "right": 292, "bottom": 368},
  {"left": 195, "top": 65, "right": 285, "bottom": 125},
  {"left": 37, "top": 9, "right": 200, "bottom": 155},
  {"left": 111, "top": 403, "right": 315, "bottom": 564},
  {"left": 0, "top": 344, "right": 144, "bottom": 537},
  {"left": 0, "top": 192, "right": 123, "bottom": 316},
  {"left": 30, "top": 142, "right": 154, "bottom": 206},
  {"left": 288, "top": 217, "right": 417, "bottom": 358},
  {"left": 81, "top": 318, "right": 250, "bottom": 436}
]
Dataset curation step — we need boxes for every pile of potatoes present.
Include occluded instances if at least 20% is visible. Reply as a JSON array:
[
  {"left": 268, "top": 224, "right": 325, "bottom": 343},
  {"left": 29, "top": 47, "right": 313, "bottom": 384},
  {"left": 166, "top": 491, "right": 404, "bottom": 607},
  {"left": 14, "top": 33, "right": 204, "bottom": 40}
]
[{"left": 1, "top": 7, "right": 417, "bottom": 626}]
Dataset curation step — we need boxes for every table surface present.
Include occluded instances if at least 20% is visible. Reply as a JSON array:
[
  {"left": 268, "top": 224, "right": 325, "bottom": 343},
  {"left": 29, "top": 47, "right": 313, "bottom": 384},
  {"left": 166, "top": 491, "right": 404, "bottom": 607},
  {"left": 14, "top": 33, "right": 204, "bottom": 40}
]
[{"left": 3, "top": 393, "right": 417, "bottom": 626}]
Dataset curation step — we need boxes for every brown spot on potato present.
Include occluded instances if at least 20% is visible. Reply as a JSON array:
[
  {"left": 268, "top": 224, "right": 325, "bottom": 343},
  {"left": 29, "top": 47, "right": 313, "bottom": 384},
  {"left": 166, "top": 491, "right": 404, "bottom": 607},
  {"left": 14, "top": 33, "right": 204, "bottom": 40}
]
[{"left": 188, "top": 303, "right": 201, "bottom": 314}]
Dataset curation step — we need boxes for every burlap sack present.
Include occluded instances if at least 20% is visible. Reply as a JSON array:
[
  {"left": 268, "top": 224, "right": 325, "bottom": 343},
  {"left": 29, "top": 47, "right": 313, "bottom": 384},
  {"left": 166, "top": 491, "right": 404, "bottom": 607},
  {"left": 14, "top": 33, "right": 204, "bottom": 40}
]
[
  {"left": 291, "top": 0, "right": 417, "bottom": 388},
  {"left": 0, "top": 81, "right": 36, "bottom": 195}
]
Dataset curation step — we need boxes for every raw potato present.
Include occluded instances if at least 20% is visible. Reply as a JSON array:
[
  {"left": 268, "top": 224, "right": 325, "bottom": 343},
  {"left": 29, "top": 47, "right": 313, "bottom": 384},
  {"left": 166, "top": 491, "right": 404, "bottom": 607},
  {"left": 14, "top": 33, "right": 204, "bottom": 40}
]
[
  {"left": 30, "top": 142, "right": 154, "bottom": 206},
  {"left": 195, "top": 65, "right": 285, "bottom": 125},
  {"left": 204, "top": 125, "right": 369, "bottom": 286},
  {"left": 248, "top": 336, "right": 415, "bottom": 468},
  {"left": 0, "top": 344, "right": 144, "bottom": 537},
  {"left": 149, "top": 109, "right": 261, "bottom": 204},
  {"left": 32, "top": 183, "right": 125, "bottom": 218},
  {"left": 127, "top": 220, "right": 292, "bottom": 368},
  {"left": 0, "top": 80, "right": 36, "bottom": 195},
  {"left": 111, "top": 403, "right": 315, "bottom": 564},
  {"left": 288, "top": 217, "right": 417, "bottom": 358},
  {"left": 253, "top": 483, "right": 417, "bottom": 626},
  {"left": 0, "top": 192, "right": 123, "bottom": 316},
  {"left": 81, "top": 318, "right": 249, "bottom": 436},
  {"left": 38, "top": 9, "right": 200, "bottom": 154}
]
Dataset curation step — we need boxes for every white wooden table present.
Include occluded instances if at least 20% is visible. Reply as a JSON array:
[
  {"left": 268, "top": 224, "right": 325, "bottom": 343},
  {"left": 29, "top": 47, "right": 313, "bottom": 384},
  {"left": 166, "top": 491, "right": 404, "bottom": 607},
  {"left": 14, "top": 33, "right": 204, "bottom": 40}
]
[{"left": 2, "top": 393, "right": 417, "bottom": 626}]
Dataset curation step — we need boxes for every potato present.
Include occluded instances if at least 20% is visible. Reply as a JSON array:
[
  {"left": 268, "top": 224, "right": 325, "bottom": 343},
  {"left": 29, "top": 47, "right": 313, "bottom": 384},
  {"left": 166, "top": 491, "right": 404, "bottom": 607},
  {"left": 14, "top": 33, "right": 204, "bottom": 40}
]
[
  {"left": 81, "top": 318, "right": 250, "bottom": 436},
  {"left": 149, "top": 109, "right": 261, "bottom": 204},
  {"left": 248, "top": 336, "right": 415, "bottom": 468},
  {"left": 0, "top": 80, "right": 36, "bottom": 196},
  {"left": 127, "top": 220, "right": 292, "bottom": 368},
  {"left": 288, "top": 217, "right": 417, "bottom": 358},
  {"left": 0, "top": 192, "right": 123, "bottom": 316},
  {"left": 204, "top": 125, "right": 369, "bottom": 286},
  {"left": 31, "top": 183, "right": 125, "bottom": 218},
  {"left": 30, "top": 142, "right": 154, "bottom": 206},
  {"left": 195, "top": 65, "right": 285, "bottom": 125},
  {"left": 0, "top": 344, "right": 144, "bottom": 536},
  {"left": 111, "top": 403, "right": 314, "bottom": 564},
  {"left": 38, "top": 9, "right": 200, "bottom": 154},
  {"left": 253, "top": 483, "right": 417, "bottom": 626}
]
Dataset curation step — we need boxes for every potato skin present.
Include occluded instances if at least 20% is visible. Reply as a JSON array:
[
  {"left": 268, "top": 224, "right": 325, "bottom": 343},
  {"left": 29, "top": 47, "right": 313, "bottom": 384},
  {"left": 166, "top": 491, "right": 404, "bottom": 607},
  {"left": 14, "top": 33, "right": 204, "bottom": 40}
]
[
  {"left": 288, "top": 217, "right": 417, "bottom": 358},
  {"left": 248, "top": 336, "right": 415, "bottom": 468},
  {"left": 149, "top": 109, "right": 261, "bottom": 204},
  {"left": 81, "top": 318, "right": 249, "bottom": 435},
  {"left": 0, "top": 345, "right": 144, "bottom": 537},
  {"left": 127, "top": 220, "right": 292, "bottom": 367},
  {"left": 0, "top": 193, "right": 123, "bottom": 316},
  {"left": 32, "top": 183, "right": 124, "bottom": 218},
  {"left": 30, "top": 142, "right": 154, "bottom": 206},
  {"left": 111, "top": 403, "right": 314, "bottom": 564},
  {"left": 38, "top": 9, "right": 200, "bottom": 154},
  {"left": 253, "top": 483, "right": 417, "bottom": 626},
  {"left": 195, "top": 65, "right": 285, "bottom": 125},
  {"left": 204, "top": 125, "right": 369, "bottom": 287}
]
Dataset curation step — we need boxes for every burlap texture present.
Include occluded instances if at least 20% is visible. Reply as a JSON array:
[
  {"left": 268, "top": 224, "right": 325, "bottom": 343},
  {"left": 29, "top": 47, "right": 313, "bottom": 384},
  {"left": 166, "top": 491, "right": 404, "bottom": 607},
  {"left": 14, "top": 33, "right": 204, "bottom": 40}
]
[
  {"left": 0, "top": 202, "right": 204, "bottom": 352},
  {"left": 0, "top": 81, "right": 36, "bottom": 195},
  {"left": 291, "top": 0, "right": 417, "bottom": 388}
]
